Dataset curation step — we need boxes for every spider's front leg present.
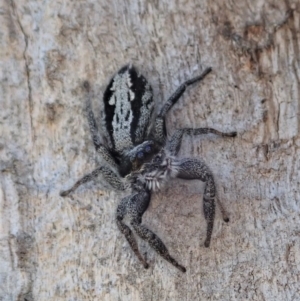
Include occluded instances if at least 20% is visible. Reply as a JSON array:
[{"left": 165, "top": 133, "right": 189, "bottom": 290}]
[
  {"left": 117, "top": 189, "right": 186, "bottom": 272},
  {"left": 176, "top": 158, "right": 224, "bottom": 248},
  {"left": 116, "top": 194, "right": 149, "bottom": 269}
]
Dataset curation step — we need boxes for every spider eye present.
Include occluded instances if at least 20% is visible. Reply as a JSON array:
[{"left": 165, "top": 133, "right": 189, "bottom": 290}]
[
  {"left": 145, "top": 145, "right": 151, "bottom": 153},
  {"left": 137, "top": 151, "right": 144, "bottom": 159}
]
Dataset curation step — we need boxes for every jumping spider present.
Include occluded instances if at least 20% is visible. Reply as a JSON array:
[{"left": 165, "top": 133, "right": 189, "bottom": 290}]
[{"left": 60, "top": 65, "right": 236, "bottom": 272}]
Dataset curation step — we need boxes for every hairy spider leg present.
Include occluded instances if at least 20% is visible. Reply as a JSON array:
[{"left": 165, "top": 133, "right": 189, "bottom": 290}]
[
  {"left": 168, "top": 128, "right": 237, "bottom": 156},
  {"left": 117, "top": 189, "right": 186, "bottom": 272},
  {"left": 116, "top": 195, "right": 149, "bottom": 269},
  {"left": 153, "top": 67, "right": 212, "bottom": 145},
  {"left": 175, "top": 158, "right": 218, "bottom": 248},
  {"left": 60, "top": 82, "right": 125, "bottom": 197},
  {"left": 84, "top": 81, "right": 119, "bottom": 169},
  {"left": 216, "top": 197, "right": 230, "bottom": 223},
  {"left": 60, "top": 166, "right": 125, "bottom": 197},
  {"left": 168, "top": 128, "right": 233, "bottom": 223}
]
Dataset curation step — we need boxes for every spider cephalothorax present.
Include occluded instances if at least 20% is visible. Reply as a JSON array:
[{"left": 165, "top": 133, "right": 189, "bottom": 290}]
[{"left": 60, "top": 65, "right": 236, "bottom": 272}]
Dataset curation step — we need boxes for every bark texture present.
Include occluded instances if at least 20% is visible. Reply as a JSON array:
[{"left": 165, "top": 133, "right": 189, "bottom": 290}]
[{"left": 1, "top": 0, "right": 300, "bottom": 300}]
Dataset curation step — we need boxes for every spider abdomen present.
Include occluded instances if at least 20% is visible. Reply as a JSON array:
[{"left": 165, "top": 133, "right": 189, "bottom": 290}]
[{"left": 103, "top": 65, "right": 154, "bottom": 154}]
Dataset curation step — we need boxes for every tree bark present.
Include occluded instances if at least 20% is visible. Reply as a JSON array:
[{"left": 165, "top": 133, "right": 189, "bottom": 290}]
[{"left": 1, "top": 0, "right": 299, "bottom": 300}]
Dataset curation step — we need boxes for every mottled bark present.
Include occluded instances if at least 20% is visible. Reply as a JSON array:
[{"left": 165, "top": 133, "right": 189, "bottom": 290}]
[{"left": 1, "top": 0, "right": 299, "bottom": 300}]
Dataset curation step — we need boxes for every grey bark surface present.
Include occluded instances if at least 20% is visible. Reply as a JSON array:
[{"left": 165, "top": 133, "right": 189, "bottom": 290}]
[{"left": 1, "top": 0, "right": 300, "bottom": 300}]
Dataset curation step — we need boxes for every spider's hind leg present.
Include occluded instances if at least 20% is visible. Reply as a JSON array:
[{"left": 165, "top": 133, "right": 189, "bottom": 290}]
[
  {"left": 158, "top": 67, "right": 212, "bottom": 118},
  {"left": 60, "top": 82, "right": 125, "bottom": 197},
  {"left": 152, "top": 67, "right": 212, "bottom": 144},
  {"left": 84, "top": 81, "right": 119, "bottom": 169}
]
